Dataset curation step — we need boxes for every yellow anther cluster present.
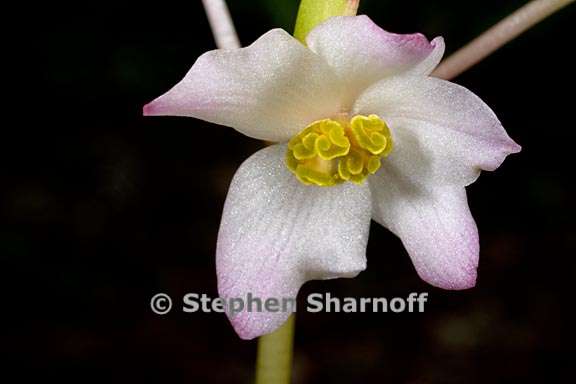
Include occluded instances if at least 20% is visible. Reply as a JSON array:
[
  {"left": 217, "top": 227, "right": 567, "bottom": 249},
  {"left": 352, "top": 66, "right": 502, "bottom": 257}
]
[{"left": 286, "top": 114, "right": 393, "bottom": 186}]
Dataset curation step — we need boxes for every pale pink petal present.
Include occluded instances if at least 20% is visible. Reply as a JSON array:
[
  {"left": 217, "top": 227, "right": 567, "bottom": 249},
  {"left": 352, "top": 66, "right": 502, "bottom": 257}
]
[
  {"left": 306, "top": 15, "right": 444, "bottom": 107},
  {"left": 360, "top": 75, "right": 520, "bottom": 289},
  {"left": 217, "top": 144, "right": 371, "bottom": 339},
  {"left": 405, "top": 37, "right": 445, "bottom": 76},
  {"left": 354, "top": 76, "right": 521, "bottom": 187},
  {"left": 144, "top": 29, "right": 343, "bottom": 142},
  {"left": 369, "top": 172, "right": 478, "bottom": 290}
]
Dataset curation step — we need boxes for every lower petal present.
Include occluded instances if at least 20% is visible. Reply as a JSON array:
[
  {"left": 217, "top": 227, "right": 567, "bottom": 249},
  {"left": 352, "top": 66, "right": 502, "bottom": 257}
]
[
  {"left": 217, "top": 144, "right": 372, "bottom": 339},
  {"left": 370, "top": 169, "right": 479, "bottom": 290}
]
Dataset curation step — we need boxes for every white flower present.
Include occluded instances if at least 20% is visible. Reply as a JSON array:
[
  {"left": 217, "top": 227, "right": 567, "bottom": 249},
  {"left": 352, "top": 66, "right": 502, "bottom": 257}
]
[{"left": 144, "top": 15, "right": 520, "bottom": 339}]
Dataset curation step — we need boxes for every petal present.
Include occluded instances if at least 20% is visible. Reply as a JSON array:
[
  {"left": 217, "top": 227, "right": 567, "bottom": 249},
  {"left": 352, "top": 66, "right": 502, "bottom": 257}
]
[
  {"left": 217, "top": 144, "right": 371, "bottom": 339},
  {"left": 369, "top": 171, "right": 478, "bottom": 290},
  {"left": 405, "top": 38, "right": 445, "bottom": 77},
  {"left": 354, "top": 76, "right": 521, "bottom": 186},
  {"left": 144, "top": 29, "right": 343, "bottom": 142},
  {"left": 306, "top": 15, "right": 444, "bottom": 107}
]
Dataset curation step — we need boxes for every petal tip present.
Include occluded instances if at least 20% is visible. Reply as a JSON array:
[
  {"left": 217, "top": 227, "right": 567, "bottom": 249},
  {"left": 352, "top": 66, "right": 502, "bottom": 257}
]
[
  {"left": 226, "top": 311, "right": 260, "bottom": 340},
  {"left": 431, "top": 36, "right": 444, "bottom": 48},
  {"left": 424, "top": 270, "right": 477, "bottom": 291},
  {"left": 227, "top": 310, "right": 286, "bottom": 340},
  {"left": 509, "top": 141, "right": 522, "bottom": 154},
  {"left": 235, "top": 327, "right": 259, "bottom": 341},
  {"left": 142, "top": 101, "right": 157, "bottom": 116},
  {"left": 430, "top": 262, "right": 478, "bottom": 290},
  {"left": 449, "top": 271, "right": 477, "bottom": 290}
]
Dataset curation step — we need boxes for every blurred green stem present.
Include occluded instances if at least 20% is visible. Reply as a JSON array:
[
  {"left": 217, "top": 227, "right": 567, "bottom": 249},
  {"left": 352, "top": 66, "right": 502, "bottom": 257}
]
[
  {"left": 255, "top": 315, "right": 295, "bottom": 384},
  {"left": 294, "top": 0, "right": 359, "bottom": 43},
  {"left": 254, "top": 3, "right": 360, "bottom": 383}
]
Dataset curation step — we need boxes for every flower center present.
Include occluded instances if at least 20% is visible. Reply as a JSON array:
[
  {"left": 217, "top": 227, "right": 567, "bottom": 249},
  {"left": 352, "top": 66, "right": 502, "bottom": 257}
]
[{"left": 285, "top": 114, "right": 393, "bottom": 186}]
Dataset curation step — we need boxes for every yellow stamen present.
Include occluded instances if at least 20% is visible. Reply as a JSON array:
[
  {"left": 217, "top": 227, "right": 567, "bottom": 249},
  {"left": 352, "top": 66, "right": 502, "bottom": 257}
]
[{"left": 286, "top": 114, "right": 393, "bottom": 186}]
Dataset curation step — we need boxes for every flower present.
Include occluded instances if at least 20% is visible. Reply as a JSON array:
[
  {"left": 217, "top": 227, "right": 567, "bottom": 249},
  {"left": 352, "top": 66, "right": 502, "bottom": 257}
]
[{"left": 143, "top": 15, "right": 520, "bottom": 339}]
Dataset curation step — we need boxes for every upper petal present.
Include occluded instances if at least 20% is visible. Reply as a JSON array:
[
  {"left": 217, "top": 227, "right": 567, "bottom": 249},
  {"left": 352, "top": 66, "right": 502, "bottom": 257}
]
[
  {"left": 306, "top": 15, "right": 444, "bottom": 107},
  {"left": 354, "top": 76, "right": 521, "bottom": 186},
  {"left": 369, "top": 171, "right": 479, "bottom": 290},
  {"left": 217, "top": 144, "right": 371, "bottom": 339},
  {"left": 144, "top": 29, "right": 343, "bottom": 142}
]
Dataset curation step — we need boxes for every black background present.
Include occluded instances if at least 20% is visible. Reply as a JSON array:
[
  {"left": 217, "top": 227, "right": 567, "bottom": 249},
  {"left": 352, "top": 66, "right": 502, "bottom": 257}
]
[{"left": 4, "top": 0, "right": 575, "bottom": 382}]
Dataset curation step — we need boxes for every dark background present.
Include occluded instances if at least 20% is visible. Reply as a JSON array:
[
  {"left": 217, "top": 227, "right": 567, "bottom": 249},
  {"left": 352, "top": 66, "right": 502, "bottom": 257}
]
[{"left": 4, "top": 0, "right": 575, "bottom": 382}]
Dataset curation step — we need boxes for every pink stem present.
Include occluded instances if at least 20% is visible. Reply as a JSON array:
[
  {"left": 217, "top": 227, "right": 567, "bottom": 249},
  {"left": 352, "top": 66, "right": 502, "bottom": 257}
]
[
  {"left": 202, "top": 0, "right": 241, "bottom": 49},
  {"left": 433, "top": 0, "right": 574, "bottom": 80}
]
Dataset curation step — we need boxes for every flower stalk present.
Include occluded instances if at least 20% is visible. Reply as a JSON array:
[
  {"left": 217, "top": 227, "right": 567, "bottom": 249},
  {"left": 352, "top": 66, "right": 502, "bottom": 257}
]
[
  {"left": 433, "top": 0, "right": 575, "bottom": 79},
  {"left": 254, "top": 2, "right": 362, "bottom": 382},
  {"left": 202, "top": 0, "right": 240, "bottom": 49},
  {"left": 294, "top": 0, "right": 359, "bottom": 42},
  {"left": 255, "top": 315, "right": 295, "bottom": 384}
]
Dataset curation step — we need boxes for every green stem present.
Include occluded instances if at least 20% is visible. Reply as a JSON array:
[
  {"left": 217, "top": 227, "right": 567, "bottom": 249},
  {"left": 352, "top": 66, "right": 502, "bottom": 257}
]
[
  {"left": 254, "top": 3, "right": 361, "bottom": 383},
  {"left": 294, "top": 0, "right": 360, "bottom": 43},
  {"left": 255, "top": 315, "right": 295, "bottom": 384}
]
